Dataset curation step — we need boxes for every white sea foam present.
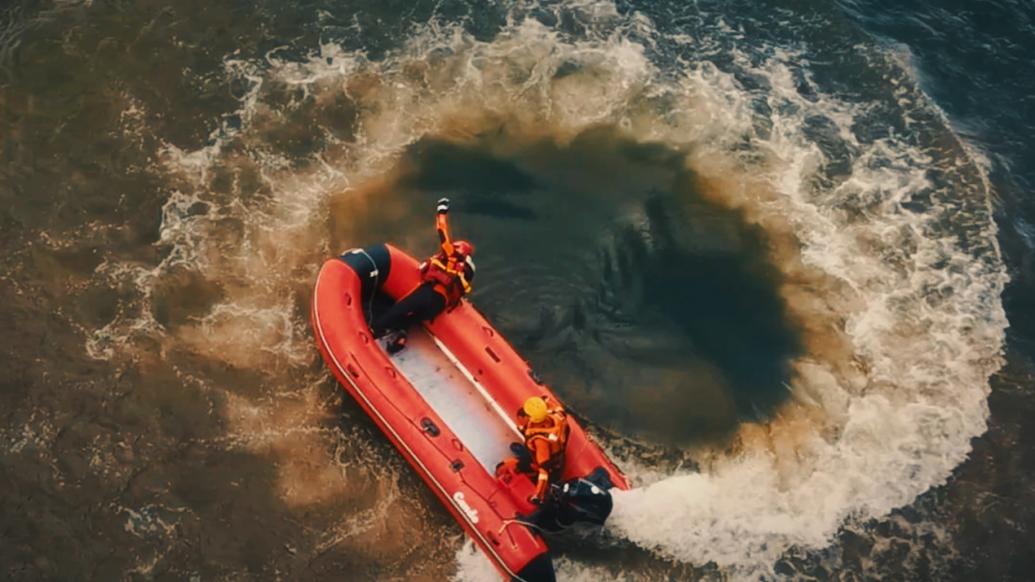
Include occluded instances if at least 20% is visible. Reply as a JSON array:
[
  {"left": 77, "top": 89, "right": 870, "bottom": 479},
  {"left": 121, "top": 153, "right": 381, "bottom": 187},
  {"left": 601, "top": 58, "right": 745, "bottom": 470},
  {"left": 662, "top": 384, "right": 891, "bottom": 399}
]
[
  {"left": 453, "top": 540, "right": 499, "bottom": 582},
  {"left": 84, "top": 1, "right": 1007, "bottom": 578},
  {"left": 604, "top": 22, "right": 1007, "bottom": 582}
]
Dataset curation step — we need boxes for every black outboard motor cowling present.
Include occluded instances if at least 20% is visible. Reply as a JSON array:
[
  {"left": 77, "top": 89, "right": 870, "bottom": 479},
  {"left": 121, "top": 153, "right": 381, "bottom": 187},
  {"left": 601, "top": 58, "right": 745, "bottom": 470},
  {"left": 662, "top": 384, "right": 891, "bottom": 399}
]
[{"left": 529, "top": 467, "right": 615, "bottom": 533}]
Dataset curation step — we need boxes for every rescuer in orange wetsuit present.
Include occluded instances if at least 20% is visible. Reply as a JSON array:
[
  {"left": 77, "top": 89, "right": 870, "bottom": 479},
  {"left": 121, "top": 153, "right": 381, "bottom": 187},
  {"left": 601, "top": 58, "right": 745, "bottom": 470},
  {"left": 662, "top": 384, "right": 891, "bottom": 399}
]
[
  {"left": 497, "top": 396, "right": 571, "bottom": 505},
  {"left": 371, "top": 197, "right": 475, "bottom": 353}
]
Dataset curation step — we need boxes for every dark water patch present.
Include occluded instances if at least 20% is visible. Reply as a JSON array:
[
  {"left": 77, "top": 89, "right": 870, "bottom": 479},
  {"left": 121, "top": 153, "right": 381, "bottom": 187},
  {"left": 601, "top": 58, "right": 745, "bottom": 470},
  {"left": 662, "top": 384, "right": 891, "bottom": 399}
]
[
  {"left": 401, "top": 138, "right": 540, "bottom": 198},
  {"left": 149, "top": 267, "right": 224, "bottom": 329},
  {"left": 72, "top": 286, "right": 119, "bottom": 331},
  {"left": 332, "top": 125, "right": 802, "bottom": 445},
  {"left": 636, "top": 201, "right": 799, "bottom": 419},
  {"left": 27, "top": 243, "right": 105, "bottom": 290}
]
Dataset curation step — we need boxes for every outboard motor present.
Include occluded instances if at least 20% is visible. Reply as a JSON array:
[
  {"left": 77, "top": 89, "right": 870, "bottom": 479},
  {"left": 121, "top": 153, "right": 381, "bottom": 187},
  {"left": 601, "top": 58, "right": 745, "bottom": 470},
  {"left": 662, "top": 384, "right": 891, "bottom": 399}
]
[
  {"left": 530, "top": 467, "right": 615, "bottom": 533},
  {"left": 512, "top": 472, "right": 614, "bottom": 582}
]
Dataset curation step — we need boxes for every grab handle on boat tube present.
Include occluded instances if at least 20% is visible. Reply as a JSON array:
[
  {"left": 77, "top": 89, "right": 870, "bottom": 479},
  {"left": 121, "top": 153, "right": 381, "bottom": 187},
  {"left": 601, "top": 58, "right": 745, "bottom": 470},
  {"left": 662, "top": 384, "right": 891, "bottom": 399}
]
[{"left": 420, "top": 417, "right": 441, "bottom": 437}]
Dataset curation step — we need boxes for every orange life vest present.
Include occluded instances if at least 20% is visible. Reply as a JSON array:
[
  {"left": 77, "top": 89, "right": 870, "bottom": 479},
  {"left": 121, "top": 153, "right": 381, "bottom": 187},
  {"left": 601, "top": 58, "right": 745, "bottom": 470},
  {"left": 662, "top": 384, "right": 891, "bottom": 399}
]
[
  {"left": 421, "top": 253, "right": 472, "bottom": 307},
  {"left": 520, "top": 409, "right": 569, "bottom": 474}
]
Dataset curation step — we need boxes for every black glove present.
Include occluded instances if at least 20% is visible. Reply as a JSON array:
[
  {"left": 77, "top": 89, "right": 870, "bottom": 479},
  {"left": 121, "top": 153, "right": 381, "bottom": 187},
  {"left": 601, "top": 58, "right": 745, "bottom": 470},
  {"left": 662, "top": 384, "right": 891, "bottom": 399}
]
[
  {"left": 436, "top": 197, "right": 450, "bottom": 214},
  {"left": 529, "top": 495, "right": 542, "bottom": 506}
]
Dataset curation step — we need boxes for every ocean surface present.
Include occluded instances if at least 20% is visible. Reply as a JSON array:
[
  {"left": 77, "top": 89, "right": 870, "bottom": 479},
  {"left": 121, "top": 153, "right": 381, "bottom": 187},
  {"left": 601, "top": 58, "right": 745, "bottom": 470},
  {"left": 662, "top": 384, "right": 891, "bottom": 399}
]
[{"left": 1, "top": 0, "right": 1033, "bottom": 579}]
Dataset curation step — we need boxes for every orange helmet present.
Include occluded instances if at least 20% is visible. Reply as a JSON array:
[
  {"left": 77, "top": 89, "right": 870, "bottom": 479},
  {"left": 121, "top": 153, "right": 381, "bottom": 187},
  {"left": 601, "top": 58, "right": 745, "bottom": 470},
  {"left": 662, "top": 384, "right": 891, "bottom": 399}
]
[{"left": 453, "top": 240, "right": 475, "bottom": 257}]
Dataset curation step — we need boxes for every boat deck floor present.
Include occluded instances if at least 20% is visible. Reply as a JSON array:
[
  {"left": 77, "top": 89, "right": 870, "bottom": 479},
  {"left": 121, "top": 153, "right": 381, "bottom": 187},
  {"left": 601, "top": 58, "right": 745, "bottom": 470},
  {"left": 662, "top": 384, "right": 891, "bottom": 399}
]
[{"left": 387, "top": 329, "right": 520, "bottom": 474}]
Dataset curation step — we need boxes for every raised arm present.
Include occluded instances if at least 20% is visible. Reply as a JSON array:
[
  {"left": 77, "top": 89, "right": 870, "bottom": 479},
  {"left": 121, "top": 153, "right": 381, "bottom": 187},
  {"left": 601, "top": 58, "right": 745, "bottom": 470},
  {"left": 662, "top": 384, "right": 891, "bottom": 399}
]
[{"left": 435, "top": 197, "right": 453, "bottom": 256}]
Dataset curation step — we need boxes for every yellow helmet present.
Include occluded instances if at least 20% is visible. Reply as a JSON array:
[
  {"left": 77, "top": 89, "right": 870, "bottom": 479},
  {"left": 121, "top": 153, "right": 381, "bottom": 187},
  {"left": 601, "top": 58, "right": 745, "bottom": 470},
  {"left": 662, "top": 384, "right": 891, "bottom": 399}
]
[{"left": 523, "top": 396, "right": 548, "bottom": 422}]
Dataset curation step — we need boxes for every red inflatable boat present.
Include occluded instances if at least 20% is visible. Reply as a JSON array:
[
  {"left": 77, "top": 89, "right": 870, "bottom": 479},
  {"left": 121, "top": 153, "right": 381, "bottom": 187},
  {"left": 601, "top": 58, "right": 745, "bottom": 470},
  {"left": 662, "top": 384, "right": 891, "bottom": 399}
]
[{"left": 311, "top": 244, "right": 628, "bottom": 581}]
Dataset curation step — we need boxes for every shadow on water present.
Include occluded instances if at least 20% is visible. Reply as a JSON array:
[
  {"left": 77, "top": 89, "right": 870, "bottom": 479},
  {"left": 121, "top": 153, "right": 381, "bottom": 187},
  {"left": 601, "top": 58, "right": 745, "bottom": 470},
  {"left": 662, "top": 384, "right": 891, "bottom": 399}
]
[{"left": 332, "top": 124, "right": 803, "bottom": 446}]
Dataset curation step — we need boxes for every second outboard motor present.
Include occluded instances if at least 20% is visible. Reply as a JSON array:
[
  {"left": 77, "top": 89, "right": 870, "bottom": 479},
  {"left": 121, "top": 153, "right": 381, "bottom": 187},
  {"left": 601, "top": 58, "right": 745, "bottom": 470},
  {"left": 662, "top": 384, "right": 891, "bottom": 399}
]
[{"left": 530, "top": 467, "right": 615, "bottom": 532}]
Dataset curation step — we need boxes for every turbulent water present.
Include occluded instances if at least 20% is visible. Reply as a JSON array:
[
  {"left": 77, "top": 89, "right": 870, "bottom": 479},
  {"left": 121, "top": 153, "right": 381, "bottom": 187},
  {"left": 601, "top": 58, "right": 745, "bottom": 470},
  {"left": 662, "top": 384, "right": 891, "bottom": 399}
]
[{"left": 2, "top": 0, "right": 1032, "bottom": 580}]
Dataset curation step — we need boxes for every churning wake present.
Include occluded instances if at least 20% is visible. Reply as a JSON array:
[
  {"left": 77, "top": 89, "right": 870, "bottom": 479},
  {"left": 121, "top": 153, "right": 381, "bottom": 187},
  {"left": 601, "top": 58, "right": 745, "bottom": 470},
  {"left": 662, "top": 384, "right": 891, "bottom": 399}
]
[{"left": 82, "top": 0, "right": 1008, "bottom": 578}]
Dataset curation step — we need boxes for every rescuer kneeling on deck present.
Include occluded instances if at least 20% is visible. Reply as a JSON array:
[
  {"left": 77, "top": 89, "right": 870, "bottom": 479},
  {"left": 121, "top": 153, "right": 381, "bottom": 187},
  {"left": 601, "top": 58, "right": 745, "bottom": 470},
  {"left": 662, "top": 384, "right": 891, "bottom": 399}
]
[
  {"left": 498, "top": 396, "right": 571, "bottom": 505},
  {"left": 371, "top": 196, "right": 475, "bottom": 354}
]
